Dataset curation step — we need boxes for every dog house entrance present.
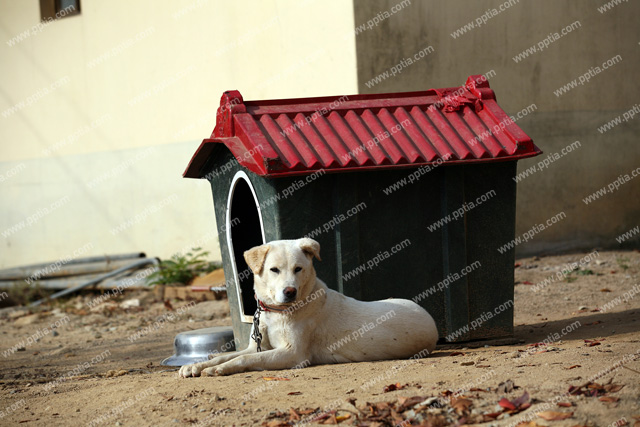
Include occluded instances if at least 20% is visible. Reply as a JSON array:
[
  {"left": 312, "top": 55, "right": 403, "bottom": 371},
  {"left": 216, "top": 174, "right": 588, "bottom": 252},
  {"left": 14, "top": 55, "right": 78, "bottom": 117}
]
[{"left": 226, "top": 172, "right": 265, "bottom": 323}]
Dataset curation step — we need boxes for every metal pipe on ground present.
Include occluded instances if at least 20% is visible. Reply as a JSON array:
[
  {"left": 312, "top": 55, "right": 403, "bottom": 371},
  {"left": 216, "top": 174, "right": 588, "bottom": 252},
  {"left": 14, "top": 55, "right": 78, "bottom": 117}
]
[
  {"left": 0, "top": 264, "right": 158, "bottom": 291},
  {"left": 0, "top": 259, "right": 158, "bottom": 290},
  {"left": 2, "top": 259, "right": 150, "bottom": 283},
  {"left": 0, "top": 253, "right": 146, "bottom": 281},
  {"left": 29, "top": 258, "right": 159, "bottom": 307}
]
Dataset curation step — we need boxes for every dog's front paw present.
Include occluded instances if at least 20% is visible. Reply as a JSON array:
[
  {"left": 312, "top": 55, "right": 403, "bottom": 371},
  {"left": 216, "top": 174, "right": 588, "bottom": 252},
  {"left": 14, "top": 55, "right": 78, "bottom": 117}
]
[
  {"left": 201, "top": 366, "right": 225, "bottom": 376},
  {"left": 179, "top": 363, "right": 204, "bottom": 378}
]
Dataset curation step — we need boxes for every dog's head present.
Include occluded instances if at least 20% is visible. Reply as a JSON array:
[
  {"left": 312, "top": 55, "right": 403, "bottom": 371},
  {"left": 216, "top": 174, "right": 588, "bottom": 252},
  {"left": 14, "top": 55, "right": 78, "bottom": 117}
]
[{"left": 243, "top": 238, "right": 321, "bottom": 305}]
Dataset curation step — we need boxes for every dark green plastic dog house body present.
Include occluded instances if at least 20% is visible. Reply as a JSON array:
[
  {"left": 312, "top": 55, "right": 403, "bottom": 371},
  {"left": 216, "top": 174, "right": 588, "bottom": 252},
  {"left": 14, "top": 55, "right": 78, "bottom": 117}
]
[{"left": 184, "top": 76, "right": 541, "bottom": 348}]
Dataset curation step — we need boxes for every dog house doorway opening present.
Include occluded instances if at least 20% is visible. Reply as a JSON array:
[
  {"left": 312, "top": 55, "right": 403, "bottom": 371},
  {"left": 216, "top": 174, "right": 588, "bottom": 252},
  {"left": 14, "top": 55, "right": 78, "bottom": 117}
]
[{"left": 226, "top": 171, "right": 265, "bottom": 323}]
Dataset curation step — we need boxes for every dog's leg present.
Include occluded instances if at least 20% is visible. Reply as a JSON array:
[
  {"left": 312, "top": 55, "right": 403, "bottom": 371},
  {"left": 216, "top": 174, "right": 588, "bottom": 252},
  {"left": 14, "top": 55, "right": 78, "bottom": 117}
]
[
  {"left": 201, "top": 348, "right": 307, "bottom": 376},
  {"left": 179, "top": 340, "right": 258, "bottom": 378}
]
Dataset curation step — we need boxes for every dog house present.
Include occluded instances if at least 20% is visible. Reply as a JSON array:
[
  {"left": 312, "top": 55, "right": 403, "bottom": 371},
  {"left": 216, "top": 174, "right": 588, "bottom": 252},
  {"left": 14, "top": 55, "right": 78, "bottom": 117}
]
[{"left": 184, "top": 75, "right": 541, "bottom": 348}]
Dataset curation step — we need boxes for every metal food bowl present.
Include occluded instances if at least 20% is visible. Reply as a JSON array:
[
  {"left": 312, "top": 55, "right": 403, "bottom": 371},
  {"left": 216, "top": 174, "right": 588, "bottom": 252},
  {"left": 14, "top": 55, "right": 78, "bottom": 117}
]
[{"left": 161, "top": 326, "right": 236, "bottom": 366}]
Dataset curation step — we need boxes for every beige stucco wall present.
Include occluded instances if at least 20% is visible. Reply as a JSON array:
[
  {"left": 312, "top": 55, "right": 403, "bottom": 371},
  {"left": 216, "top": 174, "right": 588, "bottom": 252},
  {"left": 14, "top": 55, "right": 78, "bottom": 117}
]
[
  {"left": 0, "top": 0, "right": 358, "bottom": 268},
  {"left": 353, "top": 0, "right": 640, "bottom": 255}
]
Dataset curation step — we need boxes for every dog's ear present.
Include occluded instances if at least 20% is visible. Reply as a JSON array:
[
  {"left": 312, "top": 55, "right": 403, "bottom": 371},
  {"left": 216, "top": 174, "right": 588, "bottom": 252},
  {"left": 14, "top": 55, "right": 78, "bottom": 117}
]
[
  {"left": 298, "top": 238, "right": 321, "bottom": 261},
  {"left": 244, "top": 244, "right": 270, "bottom": 275}
]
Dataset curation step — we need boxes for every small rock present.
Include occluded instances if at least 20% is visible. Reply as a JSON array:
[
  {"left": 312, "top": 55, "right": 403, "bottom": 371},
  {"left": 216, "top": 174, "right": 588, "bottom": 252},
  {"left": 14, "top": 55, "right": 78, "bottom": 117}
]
[
  {"left": 7, "top": 309, "right": 29, "bottom": 320},
  {"left": 578, "top": 306, "right": 588, "bottom": 310},
  {"left": 461, "top": 361, "right": 474, "bottom": 366},
  {"left": 14, "top": 313, "right": 40, "bottom": 326},
  {"left": 94, "top": 333, "right": 102, "bottom": 339},
  {"left": 52, "top": 330, "right": 59, "bottom": 337},
  {"left": 120, "top": 299, "right": 140, "bottom": 309},
  {"left": 346, "top": 389, "right": 355, "bottom": 394}
]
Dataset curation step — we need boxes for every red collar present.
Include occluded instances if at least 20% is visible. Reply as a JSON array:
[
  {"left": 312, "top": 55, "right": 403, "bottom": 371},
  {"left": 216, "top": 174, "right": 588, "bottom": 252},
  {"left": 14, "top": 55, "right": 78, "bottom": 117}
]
[{"left": 255, "top": 294, "right": 290, "bottom": 313}]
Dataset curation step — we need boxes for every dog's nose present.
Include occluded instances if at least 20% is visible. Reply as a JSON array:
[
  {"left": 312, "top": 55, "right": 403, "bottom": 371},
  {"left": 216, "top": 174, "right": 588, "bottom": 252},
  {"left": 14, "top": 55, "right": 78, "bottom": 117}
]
[{"left": 283, "top": 287, "right": 297, "bottom": 301}]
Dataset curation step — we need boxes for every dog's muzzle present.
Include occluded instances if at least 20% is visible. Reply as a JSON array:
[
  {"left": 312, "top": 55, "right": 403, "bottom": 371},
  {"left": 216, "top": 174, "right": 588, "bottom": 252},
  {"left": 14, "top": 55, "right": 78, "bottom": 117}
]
[{"left": 282, "top": 287, "right": 297, "bottom": 302}]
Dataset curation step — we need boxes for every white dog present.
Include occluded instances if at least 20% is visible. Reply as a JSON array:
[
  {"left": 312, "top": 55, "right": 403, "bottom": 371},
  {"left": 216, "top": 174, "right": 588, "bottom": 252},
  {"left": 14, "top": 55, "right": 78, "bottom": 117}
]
[{"left": 179, "top": 238, "right": 438, "bottom": 377}]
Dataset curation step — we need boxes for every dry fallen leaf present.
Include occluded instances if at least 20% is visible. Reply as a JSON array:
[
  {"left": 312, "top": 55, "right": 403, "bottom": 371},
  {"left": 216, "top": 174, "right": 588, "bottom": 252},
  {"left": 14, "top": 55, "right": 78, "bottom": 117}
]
[
  {"left": 397, "top": 396, "right": 427, "bottom": 410},
  {"left": 451, "top": 397, "right": 473, "bottom": 415},
  {"left": 557, "top": 402, "right": 573, "bottom": 407},
  {"left": 335, "top": 414, "right": 351, "bottom": 422},
  {"left": 512, "top": 391, "right": 531, "bottom": 408},
  {"left": 600, "top": 288, "right": 612, "bottom": 292},
  {"left": 565, "top": 365, "right": 581, "bottom": 370},
  {"left": 383, "top": 383, "right": 406, "bottom": 393},
  {"left": 604, "top": 383, "right": 625, "bottom": 393},
  {"left": 499, "top": 398, "right": 516, "bottom": 411},
  {"left": 537, "top": 411, "right": 573, "bottom": 421},
  {"left": 262, "top": 377, "right": 290, "bottom": 381},
  {"left": 287, "top": 391, "right": 302, "bottom": 396}
]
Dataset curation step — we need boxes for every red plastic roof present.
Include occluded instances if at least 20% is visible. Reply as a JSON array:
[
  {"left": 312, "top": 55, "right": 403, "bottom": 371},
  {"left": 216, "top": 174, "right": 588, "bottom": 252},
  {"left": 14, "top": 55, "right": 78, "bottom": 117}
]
[{"left": 184, "top": 75, "right": 540, "bottom": 178}]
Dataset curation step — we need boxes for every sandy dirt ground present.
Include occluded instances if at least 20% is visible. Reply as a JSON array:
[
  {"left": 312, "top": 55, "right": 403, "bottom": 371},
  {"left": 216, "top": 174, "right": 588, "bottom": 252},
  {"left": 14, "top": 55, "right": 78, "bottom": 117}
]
[{"left": 0, "top": 250, "right": 639, "bottom": 427}]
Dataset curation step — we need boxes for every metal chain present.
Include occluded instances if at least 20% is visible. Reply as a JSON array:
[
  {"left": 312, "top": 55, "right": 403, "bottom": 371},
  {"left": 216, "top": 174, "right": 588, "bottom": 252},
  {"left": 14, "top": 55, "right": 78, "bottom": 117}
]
[{"left": 251, "top": 306, "right": 263, "bottom": 352}]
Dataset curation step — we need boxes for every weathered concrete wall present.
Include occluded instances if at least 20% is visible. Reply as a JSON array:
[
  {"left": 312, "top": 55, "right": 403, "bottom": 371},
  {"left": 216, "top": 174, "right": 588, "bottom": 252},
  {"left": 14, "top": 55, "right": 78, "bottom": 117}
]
[{"left": 353, "top": 0, "right": 640, "bottom": 255}]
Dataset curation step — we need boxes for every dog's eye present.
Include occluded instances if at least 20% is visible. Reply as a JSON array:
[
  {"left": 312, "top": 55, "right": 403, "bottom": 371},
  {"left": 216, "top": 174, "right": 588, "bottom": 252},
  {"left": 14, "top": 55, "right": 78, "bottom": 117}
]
[
  {"left": 294, "top": 267, "right": 302, "bottom": 273},
  {"left": 270, "top": 267, "right": 280, "bottom": 274}
]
